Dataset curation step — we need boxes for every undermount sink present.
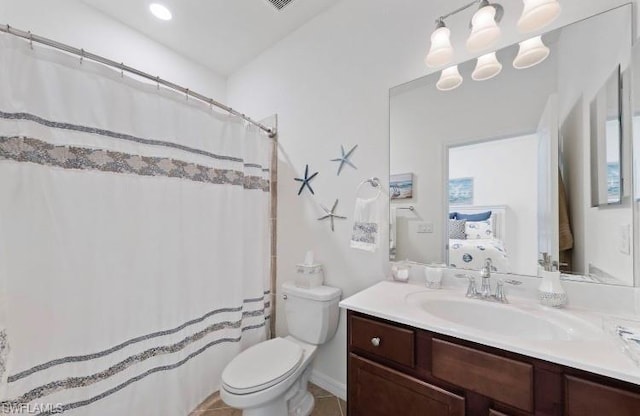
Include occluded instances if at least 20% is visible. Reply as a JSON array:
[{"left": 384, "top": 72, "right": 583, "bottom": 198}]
[{"left": 405, "top": 291, "right": 600, "bottom": 341}]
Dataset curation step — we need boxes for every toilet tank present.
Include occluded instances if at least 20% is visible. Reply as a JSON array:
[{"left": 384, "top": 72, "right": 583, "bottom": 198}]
[{"left": 282, "top": 282, "right": 342, "bottom": 345}]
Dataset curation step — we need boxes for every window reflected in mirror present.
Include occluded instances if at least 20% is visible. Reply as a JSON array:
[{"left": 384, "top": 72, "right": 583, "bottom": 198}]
[{"left": 590, "top": 66, "right": 622, "bottom": 206}]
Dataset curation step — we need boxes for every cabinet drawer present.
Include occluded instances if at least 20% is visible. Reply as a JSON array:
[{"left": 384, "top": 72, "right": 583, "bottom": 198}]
[
  {"left": 565, "top": 376, "right": 640, "bottom": 416},
  {"left": 432, "top": 339, "right": 533, "bottom": 412},
  {"left": 349, "top": 315, "right": 415, "bottom": 367},
  {"left": 349, "top": 354, "right": 464, "bottom": 416}
]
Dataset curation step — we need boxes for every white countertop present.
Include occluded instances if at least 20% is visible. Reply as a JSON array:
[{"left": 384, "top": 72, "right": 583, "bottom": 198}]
[{"left": 339, "top": 280, "right": 640, "bottom": 386}]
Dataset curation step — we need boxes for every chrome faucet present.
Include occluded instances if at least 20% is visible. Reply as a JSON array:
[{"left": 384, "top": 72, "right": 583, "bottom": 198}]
[
  {"left": 465, "top": 258, "right": 518, "bottom": 304},
  {"left": 494, "top": 280, "right": 507, "bottom": 303},
  {"left": 480, "top": 258, "right": 493, "bottom": 298}
]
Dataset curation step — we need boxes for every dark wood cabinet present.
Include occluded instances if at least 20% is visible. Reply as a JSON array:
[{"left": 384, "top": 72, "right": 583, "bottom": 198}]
[
  {"left": 565, "top": 375, "right": 640, "bottom": 416},
  {"left": 347, "top": 310, "right": 640, "bottom": 416},
  {"left": 349, "top": 315, "right": 415, "bottom": 367},
  {"left": 349, "top": 354, "right": 464, "bottom": 416},
  {"left": 432, "top": 339, "right": 533, "bottom": 412}
]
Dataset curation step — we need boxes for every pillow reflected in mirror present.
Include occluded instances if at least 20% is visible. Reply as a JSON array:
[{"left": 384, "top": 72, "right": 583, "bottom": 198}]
[
  {"left": 449, "top": 219, "right": 467, "bottom": 239},
  {"left": 466, "top": 219, "right": 494, "bottom": 239},
  {"left": 457, "top": 210, "right": 492, "bottom": 222}
]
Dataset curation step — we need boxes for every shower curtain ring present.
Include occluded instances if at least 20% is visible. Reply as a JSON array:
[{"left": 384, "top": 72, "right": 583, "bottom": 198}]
[
  {"left": 5, "top": 25, "right": 10, "bottom": 34},
  {"left": 120, "top": 63, "right": 124, "bottom": 78},
  {"left": 80, "top": 49, "right": 84, "bottom": 65},
  {"left": 28, "top": 31, "right": 33, "bottom": 49},
  {"left": 186, "top": 88, "right": 190, "bottom": 100},
  {"left": 156, "top": 76, "right": 160, "bottom": 90}
]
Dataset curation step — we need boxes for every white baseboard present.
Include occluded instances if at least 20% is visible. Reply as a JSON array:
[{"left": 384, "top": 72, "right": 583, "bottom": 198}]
[{"left": 310, "top": 370, "right": 346, "bottom": 400}]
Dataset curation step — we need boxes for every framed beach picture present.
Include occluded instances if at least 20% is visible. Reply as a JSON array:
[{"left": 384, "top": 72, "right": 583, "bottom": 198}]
[
  {"left": 390, "top": 173, "right": 413, "bottom": 199},
  {"left": 449, "top": 177, "right": 474, "bottom": 205}
]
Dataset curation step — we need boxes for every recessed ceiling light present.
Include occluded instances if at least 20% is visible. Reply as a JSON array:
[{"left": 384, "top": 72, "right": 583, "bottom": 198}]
[{"left": 149, "top": 3, "right": 172, "bottom": 21}]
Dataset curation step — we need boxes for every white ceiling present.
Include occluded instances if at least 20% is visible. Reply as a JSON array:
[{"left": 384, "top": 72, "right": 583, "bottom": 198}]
[{"left": 80, "top": 0, "right": 341, "bottom": 76}]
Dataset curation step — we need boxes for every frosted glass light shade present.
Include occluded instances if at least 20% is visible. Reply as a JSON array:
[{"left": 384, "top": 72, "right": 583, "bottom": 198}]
[
  {"left": 425, "top": 26, "right": 454, "bottom": 67},
  {"left": 437, "top": 65, "right": 463, "bottom": 91},
  {"left": 513, "top": 36, "right": 550, "bottom": 69},
  {"left": 149, "top": 3, "right": 172, "bottom": 21},
  {"left": 518, "top": 0, "right": 561, "bottom": 33},
  {"left": 472, "top": 52, "right": 503, "bottom": 81},
  {"left": 467, "top": 5, "right": 501, "bottom": 52}
]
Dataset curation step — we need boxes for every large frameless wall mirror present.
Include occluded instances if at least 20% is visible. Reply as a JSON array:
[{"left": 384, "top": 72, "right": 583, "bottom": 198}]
[{"left": 390, "top": 4, "right": 639, "bottom": 286}]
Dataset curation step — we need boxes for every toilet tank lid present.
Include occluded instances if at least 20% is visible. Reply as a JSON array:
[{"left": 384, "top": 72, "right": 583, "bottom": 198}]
[{"left": 282, "top": 282, "right": 342, "bottom": 301}]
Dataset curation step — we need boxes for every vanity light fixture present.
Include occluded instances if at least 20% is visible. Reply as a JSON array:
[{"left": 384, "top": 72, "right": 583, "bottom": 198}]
[
  {"left": 425, "top": 19, "right": 454, "bottom": 68},
  {"left": 472, "top": 52, "right": 503, "bottom": 81},
  {"left": 149, "top": 3, "right": 173, "bottom": 21},
  {"left": 467, "top": 0, "right": 503, "bottom": 52},
  {"left": 513, "top": 35, "right": 550, "bottom": 69},
  {"left": 427, "top": 0, "right": 559, "bottom": 90},
  {"left": 436, "top": 65, "right": 463, "bottom": 91},
  {"left": 517, "top": 0, "right": 561, "bottom": 33}
]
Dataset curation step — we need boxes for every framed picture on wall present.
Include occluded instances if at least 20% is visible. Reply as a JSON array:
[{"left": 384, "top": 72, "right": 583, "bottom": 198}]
[
  {"left": 449, "top": 177, "right": 473, "bottom": 205},
  {"left": 390, "top": 173, "right": 413, "bottom": 199}
]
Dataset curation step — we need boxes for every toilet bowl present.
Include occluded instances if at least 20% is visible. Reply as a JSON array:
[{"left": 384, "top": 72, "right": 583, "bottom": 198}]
[
  {"left": 221, "top": 336, "right": 317, "bottom": 416},
  {"left": 220, "top": 283, "right": 341, "bottom": 416}
]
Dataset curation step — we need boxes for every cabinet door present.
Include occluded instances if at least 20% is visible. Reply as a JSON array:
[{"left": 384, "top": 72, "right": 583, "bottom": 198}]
[
  {"left": 565, "top": 376, "right": 640, "bottom": 416},
  {"left": 432, "top": 339, "right": 533, "bottom": 412},
  {"left": 349, "top": 354, "right": 464, "bottom": 416}
]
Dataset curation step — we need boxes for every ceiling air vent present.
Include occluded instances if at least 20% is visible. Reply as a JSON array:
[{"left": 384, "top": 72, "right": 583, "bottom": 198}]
[{"left": 266, "top": 0, "right": 295, "bottom": 10}]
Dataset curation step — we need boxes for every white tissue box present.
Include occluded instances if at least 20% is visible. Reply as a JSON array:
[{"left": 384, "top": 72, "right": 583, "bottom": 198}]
[{"left": 295, "top": 264, "right": 324, "bottom": 288}]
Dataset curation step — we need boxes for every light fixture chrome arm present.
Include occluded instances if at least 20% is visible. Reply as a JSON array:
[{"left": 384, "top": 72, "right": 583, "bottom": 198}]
[{"left": 438, "top": 0, "right": 482, "bottom": 22}]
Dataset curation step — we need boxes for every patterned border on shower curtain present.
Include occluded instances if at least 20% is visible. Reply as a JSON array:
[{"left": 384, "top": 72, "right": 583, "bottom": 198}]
[
  {"left": 0, "top": 111, "right": 270, "bottom": 172},
  {"left": 0, "top": 136, "right": 270, "bottom": 191},
  {"left": 0, "top": 330, "right": 9, "bottom": 385},
  {"left": 2, "top": 292, "right": 271, "bottom": 415}
]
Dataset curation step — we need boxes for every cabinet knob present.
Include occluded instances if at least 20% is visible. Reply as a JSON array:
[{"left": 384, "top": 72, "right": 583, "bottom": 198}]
[
  {"left": 282, "top": 294, "right": 288, "bottom": 300},
  {"left": 371, "top": 337, "right": 381, "bottom": 347}
]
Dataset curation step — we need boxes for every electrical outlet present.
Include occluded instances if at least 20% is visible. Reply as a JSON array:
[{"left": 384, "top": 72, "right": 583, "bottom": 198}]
[{"left": 417, "top": 222, "right": 434, "bottom": 233}]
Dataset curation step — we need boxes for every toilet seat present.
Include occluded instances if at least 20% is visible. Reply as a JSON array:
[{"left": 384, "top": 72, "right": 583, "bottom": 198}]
[{"left": 221, "top": 337, "right": 304, "bottom": 395}]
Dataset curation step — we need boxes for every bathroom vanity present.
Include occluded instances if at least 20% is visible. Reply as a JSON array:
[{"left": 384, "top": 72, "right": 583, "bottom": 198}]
[
  {"left": 341, "top": 281, "right": 640, "bottom": 416},
  {"left": 367, "top": 2, "right": 640, "bottom": 414}
]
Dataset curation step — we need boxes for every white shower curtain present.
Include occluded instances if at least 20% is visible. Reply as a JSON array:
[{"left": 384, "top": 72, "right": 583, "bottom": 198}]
[{"left": 0, "top": 34, "right": 272, "bottom": 415}]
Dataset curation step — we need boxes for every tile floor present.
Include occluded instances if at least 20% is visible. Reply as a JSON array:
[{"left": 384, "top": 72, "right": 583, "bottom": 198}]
[{"left": 190, "top": 383, "right": 347, "bottom": 416}]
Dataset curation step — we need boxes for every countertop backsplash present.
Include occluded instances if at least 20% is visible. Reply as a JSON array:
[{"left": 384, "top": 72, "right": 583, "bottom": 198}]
[{"left": 387, "top": 265, "right": 640, "bottom": 318}]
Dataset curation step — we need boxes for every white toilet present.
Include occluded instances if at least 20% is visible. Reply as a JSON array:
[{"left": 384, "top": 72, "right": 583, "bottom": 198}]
[{"left": 220, "top": 282, "right": 342, "bottom": 416}]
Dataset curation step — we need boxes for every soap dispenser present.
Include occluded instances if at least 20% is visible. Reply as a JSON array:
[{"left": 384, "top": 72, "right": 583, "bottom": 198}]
[{"left": 537, "top": 253, "right": 567, "bottom": 308}]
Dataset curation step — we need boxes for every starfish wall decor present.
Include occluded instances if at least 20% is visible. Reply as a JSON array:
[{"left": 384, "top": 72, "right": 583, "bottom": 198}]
[
  {"left": 330, "top": 145, "right": 358, "bottom": 175},
  {"left": 318, "top": 199, "right": 347, "bottom": 232},
  {"left": 294, "top": 164, "right": 318, "bottom": 195}
]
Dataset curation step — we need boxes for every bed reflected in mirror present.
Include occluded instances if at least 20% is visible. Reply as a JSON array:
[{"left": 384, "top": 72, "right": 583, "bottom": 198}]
[{"left": 447, "top": 135, "right": 538, "bottom": 275}]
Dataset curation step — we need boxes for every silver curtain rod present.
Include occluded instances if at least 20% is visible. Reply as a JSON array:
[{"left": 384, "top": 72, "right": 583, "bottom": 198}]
[{"left": 0, "top": 24, "right": 277, "bottom": 138}]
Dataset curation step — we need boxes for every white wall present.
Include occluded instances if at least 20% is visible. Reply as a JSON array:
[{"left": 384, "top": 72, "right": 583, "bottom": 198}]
[
  {"left": 0, "top": 0, "right": 227, "bottom": 99},
  {"left": 449, "top": 135, "right": 539, "bottom": 276},
  {"left": 227, "top": 0, "right": 639, "bottom": 397}
]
